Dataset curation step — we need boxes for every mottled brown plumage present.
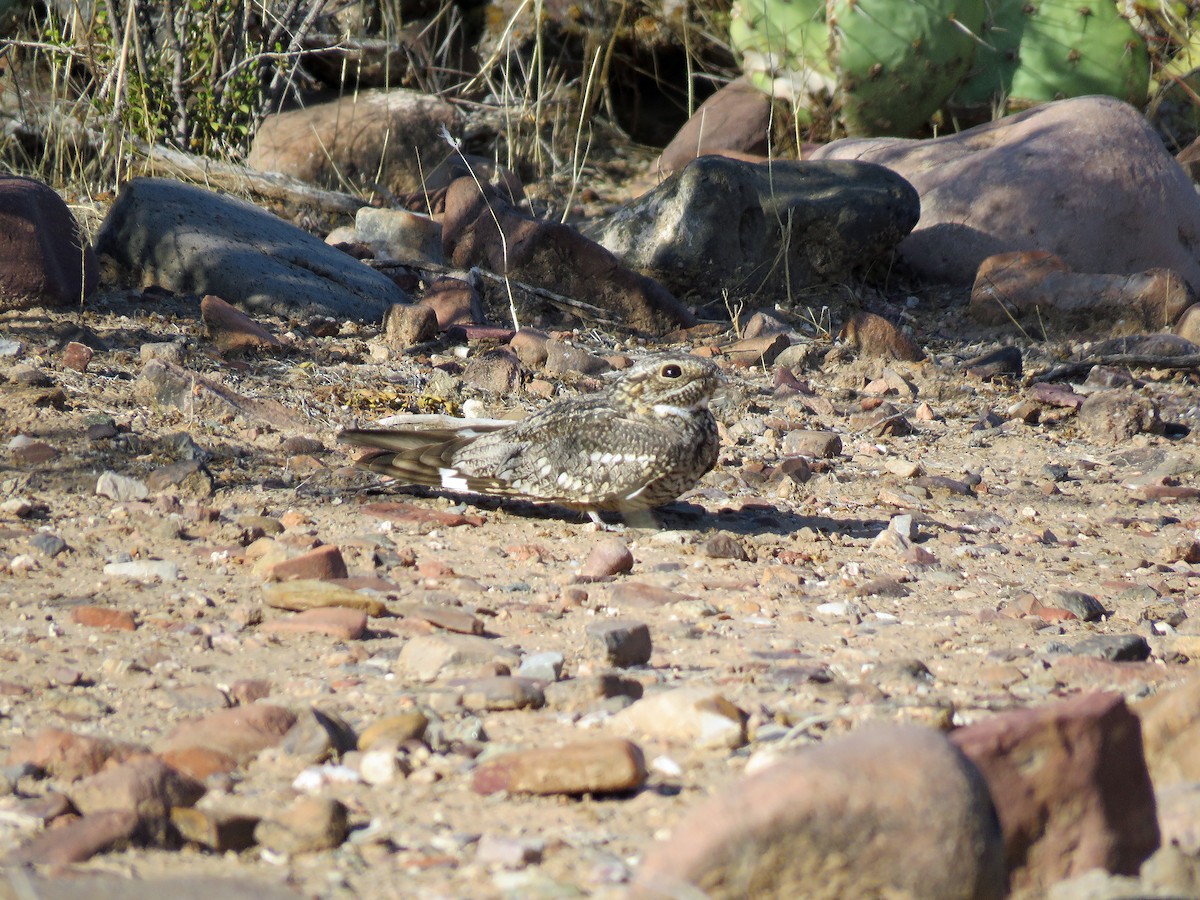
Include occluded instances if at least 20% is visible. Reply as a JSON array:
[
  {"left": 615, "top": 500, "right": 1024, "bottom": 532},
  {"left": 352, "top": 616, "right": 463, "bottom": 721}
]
[{"left": 340, "top": 355, "right": 721, "bottom": 522}]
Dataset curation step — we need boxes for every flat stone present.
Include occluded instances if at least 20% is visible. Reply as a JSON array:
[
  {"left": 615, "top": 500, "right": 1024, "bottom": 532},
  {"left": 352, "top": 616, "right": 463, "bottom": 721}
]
[
  {"left": 96, "top": 470, "right": 149, "bottom": 502},
  {"left": 460, "top": 676, "right": 545, "bottom": 711},
  {"left": 415, "top": 605, "right": 484, "bottom": 635},
  {"left": 103, "top": 560, "right": 179, "bottom": 583},
  {"left": 70, "top": 754, "right": 206, "bottom": 821},
  {"left": 265, "top": 544, "right": 349, "bottom": 582},
  {"left": 473, "top": 738, "right": 647, "bottom": 796},
  {"left": 396, "top": 633, "right": 521, "bottom": 682},
  {"left": 261, "top": 607, "right": 368, "bottom": 641},
  {"left": 518, "top": 651, "right": 565, "bottom": 682},
  {"left": 357, "top": 712, "right": 429, "bottom": 750},
  {"left": 170, "top": 806, "right": 260, "bottom": 852},
  {"left": 70, "top": 605, "right": 137, "bottom": 632},
  {"left": 156, "top": 704, "right": 298, "bottom": 764},
  {"left": 1070, "top": 634, "right": 1152, "bottom": 662},
  {"left": 613, "top": 687, "right": 747, "bottom": 749},
  {"left": 5, "top": 809, "right": 141, "bottom": 865},
  {"left": 262, "top": 579, "right": 388, "bottom": 617},
  {"left": 7, "top": 728, "right": 147, "bottom": 780}
]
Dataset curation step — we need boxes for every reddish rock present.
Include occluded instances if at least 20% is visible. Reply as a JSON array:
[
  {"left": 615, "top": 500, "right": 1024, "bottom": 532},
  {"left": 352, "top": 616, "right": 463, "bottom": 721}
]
[
  {"left": 156, "top": 703, "right": 298, "bottom": 764},
  {"left": 71, "top": 605, "right": 137, "bottom": 632},
  {"left": 473, "top": 739, "right": 647, "bottom": 796},
  {"left": 631, "top": 725, "right": 1005, "bottom": 900},
  {"left": 201, "top": 294, "right": 286, "bottom": 354},
  {"left": 70, "top": 754, "right": 206, "bottom": 820},
  {"left": 970, "top": 251, "right": 1193, "bottom": 333},
  {"left": 442, "top": 177, "right": 694, "bottom": 335},
  {"left": 61, "top": 341, "right": 94, "bottom": 372},
  {"left": 8, "top": 728, "right": 147, "bottom": 780},
  {"left": 1175, "top": 303, "right": 1200, "bottom": 343},
  {"left": 656, "top": 76, "right": 773, "bottom": 176},
  {"left": 950, "top": 692, "right": 1159, "bottom": 892},
  {"left": 266, "top": 544, "right": 348, "bottom": 582},
  {"left": 6, "top": 809, "right": 141, "bottom": 865},
  {"left": 580, "top": 537, "right": 634, "bottom": 579},
  {"left": 229, "top": 679, "right": 271, "bottom": 705},
  {"left": 419, "top": 276, "right": 481, "bottom": 328},
  {"left": 838, "top": 312, "right": 925, "bottom": 361},
  {"left": 261, "top": 607, "right": 368, "bottom": 640},
  {"left": 509, "top": 328, "right": 550, "bottom": 368},
  {"left": 0, "top": 175, "right": 99, "bottom": 310},
  {"left": 158, "top": 745, "right": 239, "bottom": 780},
  {"left": 416, "top": 605, "right": 483, "bottom": 635}
]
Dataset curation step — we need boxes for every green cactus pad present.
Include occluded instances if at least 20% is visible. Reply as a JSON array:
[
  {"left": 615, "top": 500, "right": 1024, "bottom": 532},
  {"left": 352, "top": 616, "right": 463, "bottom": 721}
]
[
  {"left": 953, "top": 0, "right": 1149, "bottom": 112},
  {"left": 729, "top": 0, "right": 835, "bottom": 121},
  {"left": 828, "top": 0, "right": 986, "bottom": 136}
]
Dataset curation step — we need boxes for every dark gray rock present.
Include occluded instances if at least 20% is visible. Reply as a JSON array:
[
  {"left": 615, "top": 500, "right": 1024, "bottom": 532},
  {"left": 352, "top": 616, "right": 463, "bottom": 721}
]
[
  {"left": 95, "top": 178, "right": 406, "bottom": 321},
  {"left": 585, "top": 156, "right": 919, "bottom": 304},
  {"left": 586, "top": 620, "right": 653, "bottom": 668},
  {"left": 1071, "top": 635, "right": 1152, "bottom": 662}
]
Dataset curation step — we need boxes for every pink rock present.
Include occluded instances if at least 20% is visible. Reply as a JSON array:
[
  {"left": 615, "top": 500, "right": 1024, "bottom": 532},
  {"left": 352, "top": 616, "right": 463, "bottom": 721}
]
[
  {"left": 70, "top": 754, "right": 206, "bottom": 819},
  {"left": 580, "top": 537, "right": 634, "bottom": 578},
  {"left": 0, "top": 175, "right": 99, "bottom": 310},
  {"left": 157, "top": 703, "right": 298, "bottom": 764},
  {"left": 971, "top": 251, "right": 1193, "bottom": 333},
  {"left": 812, "top": 96, "right": 1200, "bottom": 292},
  {"left": 261, "top": 607, "right": 368, "bottom": 640},
  {"left": 266, "top": 544, "right": 348, "bottom": 582},
  {"left": 631, "top": 725, "right": 1005, "bottom": 899},
  {"left": 360, "top": 501, "right": 484, "bottom": 527},
  {"left": 656, "top": 76, "right": 773, "bottom": 176},
  {"left": 950, "top": 692, "right": 1159, "bottom": 892},
  {"left": 419, "top": 276, "right": 482, "bottom": 328}
]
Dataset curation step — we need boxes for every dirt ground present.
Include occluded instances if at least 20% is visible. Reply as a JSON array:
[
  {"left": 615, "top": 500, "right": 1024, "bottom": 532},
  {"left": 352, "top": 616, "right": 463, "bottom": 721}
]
[{"left": 1, "top": 282, "right": 1198, "bottom": 898}]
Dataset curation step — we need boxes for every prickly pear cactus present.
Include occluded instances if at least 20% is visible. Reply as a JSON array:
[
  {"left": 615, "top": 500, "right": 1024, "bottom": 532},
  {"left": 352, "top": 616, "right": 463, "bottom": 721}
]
[
  {"left": 953, "top": 0, "right": 1149, "bottom": 113},
  {"left": 828, "top": 0, "right": 985, "bottom": 136},
  {"left": 728, "top": 0, "right": 835, "bottom": 124}
]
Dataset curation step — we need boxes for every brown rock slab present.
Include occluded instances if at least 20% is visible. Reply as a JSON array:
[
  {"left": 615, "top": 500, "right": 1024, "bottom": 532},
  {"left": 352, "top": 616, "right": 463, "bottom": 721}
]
[
  {"left": 5, "top": 809, "right": 141, "bottom": 865},
  {"left": 262, "top": 579, "right": 388, "bottom": 617},
  {"left": 70, "top": 754, "right": 206, "bottom": 820},
  {"left": 157, "top": 703, "right": 298, "bottom": 764},
  {"left": 201, "top": 294, "right": 286, "bottom": 354},
  {"left": 396, "top": 633, "right": 521, "bottom": 682},
  {"left": 950, "top": 691, "right": 1159, "bottom": 892},
  {"left": 1079, "top": 390, "right": 1164, "bottom": 444},
  {"left": 0, "top": 174, "right": 99, "bottom": 310},
  {"left": 419, "top": 276, "right": 481, "bottom": 328},
  {"left": 585, "top": 619, "right": 652, "bottom": 667},
  {"left": 442, "top": 177, "right": 694, "bottom": 335},
  {"left": 970, "top": 251, "right": 1193, "bottom": 333},
  {"left": 261, "top": 607, "right": 368, "bottom": 640},
  {"left": 8, "top": 727, "right": 147, "bottom": 781},
  {"left": 171, "top": 805, "right": 261, "bottom": 852},
  {"left": 473, "top": 738, "right": 647, "bottom": 796},
  {"left": 415, "top": 605, "right": 483, "bottom": 635},
  {"left": 254, "top": 796, "right": 348, "bottom": 855},
  {"left": 265, "top": 544, "right": 349, "bottom": 582},
  {"left": 71, "top": 604, "right": 137, "bottom": 632},
  {"left": 383, "top": 301, "right": 438, "bottom": 349},
  {"left": 631, "top": 725, "right": 1005, "bottom": 900},
  {"left": 158, "top": 745, "right": 239, "bottom": 780}
]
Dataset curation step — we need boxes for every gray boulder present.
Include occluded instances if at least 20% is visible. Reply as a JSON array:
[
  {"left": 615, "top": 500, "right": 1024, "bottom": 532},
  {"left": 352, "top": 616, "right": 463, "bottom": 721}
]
[
  {"left": 585, "top": 155, "right": 920, "bottom": 304},
  {"left": 95, "top": 178, "right": 405, "bottom": 321}
]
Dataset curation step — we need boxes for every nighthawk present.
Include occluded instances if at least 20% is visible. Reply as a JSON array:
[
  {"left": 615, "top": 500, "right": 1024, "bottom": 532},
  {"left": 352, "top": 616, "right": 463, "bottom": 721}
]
[{"left": 339, "top": 355, "right": 721, "bottom": 524}]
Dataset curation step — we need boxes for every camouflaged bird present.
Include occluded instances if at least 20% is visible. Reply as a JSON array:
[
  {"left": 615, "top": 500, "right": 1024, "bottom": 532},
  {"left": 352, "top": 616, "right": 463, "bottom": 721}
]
[{"left": 340, "top": 355, "right": 721, "bottom": 524}]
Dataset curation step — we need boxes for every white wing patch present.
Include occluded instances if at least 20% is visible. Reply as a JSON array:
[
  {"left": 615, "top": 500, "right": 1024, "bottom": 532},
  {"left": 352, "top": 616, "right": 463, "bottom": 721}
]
[
  {"left": 439, "top": 468, "right": 470, "bottom": 492},
  {"left": 587, "top": 451, "right": 656, "bottom": 466}
]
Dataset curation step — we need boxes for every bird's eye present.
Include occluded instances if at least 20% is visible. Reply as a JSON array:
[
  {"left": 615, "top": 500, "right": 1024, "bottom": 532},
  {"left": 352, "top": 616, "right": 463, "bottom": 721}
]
[{"left": 661, "top": 364, "right": 682, "bottom": 379}]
